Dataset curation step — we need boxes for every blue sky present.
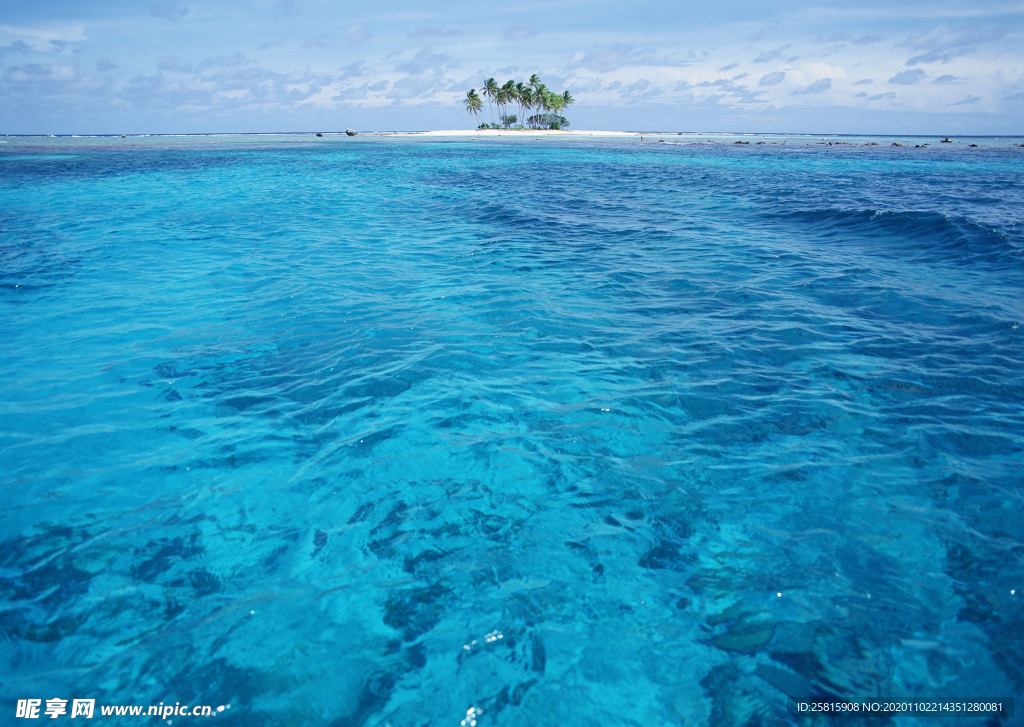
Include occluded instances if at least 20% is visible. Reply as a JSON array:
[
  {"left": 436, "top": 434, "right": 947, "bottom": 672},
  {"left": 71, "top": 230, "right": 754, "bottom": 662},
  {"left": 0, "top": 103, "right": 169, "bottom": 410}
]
[{"left": 1, "top": 0, "right": 1022, "bottom": 134}]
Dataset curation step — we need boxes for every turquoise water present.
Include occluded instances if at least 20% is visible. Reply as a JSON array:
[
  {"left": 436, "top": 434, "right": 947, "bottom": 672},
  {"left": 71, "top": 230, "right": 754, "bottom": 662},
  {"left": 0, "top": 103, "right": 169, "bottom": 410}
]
[{"left": 1, "top": 137, "right": 1022, "bottom": 725}]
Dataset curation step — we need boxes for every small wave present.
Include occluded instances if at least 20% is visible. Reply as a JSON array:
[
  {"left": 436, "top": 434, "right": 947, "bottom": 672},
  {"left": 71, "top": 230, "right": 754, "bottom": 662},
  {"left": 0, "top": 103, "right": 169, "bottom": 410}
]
[{"left": 760, "top": 207, "right": 1022, "bottom": 268}]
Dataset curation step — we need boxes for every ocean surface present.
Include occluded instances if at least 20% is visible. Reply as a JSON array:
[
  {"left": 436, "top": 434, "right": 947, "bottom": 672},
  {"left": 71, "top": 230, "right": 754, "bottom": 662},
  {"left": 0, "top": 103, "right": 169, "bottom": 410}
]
[{"left": 1, "top": 134, "right": 1023, "bottom": 725}]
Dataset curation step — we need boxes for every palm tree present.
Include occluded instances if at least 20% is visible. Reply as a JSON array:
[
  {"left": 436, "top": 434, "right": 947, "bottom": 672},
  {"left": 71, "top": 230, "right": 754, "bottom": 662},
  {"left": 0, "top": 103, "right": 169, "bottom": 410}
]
[
  {"left": 536, "top": 85, "right": 549, "bottom": 115},
  {"left": 463, "top": 74, "right": 572, "bottom": 130},
  {"left": 549, "top": 94, "right": 564, "bottom": 128},
  {"left": 500, "top": 80, "right": 516, "bottom": 127},
  {"left": 494, "top": 88, "right": 506, "bottom": 125},
  {"left": 515, "top": 82, "right": 527, "bottom": 127},
  {"left": 520, "top": 87, "right": 533, "bottom": 126},
  {"left": 464, "top": 88, "right": 483, "bottom": 126},
  {"left": 507, "top": 84, "right": 521, "bottom": 128},
  {"left": 482, "top": 78, "right": 498, "bottom": 126}
]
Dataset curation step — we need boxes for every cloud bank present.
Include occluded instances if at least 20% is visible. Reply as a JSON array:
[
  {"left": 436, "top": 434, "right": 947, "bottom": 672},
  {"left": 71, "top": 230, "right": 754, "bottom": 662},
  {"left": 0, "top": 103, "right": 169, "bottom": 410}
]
[{"left": 0, "top": 0, "right": 1021, "bottom": 133}]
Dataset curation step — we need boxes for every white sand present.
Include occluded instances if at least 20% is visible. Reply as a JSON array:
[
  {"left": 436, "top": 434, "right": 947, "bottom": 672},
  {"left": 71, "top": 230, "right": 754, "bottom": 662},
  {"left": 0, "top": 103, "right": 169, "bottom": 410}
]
[{"left": 376, "top": 129, "right": 640, "bottom": 138}]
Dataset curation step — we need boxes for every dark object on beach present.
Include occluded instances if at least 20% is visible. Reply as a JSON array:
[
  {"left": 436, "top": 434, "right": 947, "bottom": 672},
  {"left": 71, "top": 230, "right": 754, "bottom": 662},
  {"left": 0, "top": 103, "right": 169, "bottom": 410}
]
[
  {"left": 346, "top": 128, "right": 357, "bottom": 136},
  {"left": 121, "top": 134, "right": 126, "bottom": 138},
  {"left": 734, "top": 140, "right": 749, "bottom": 144},
  {"left": 891, "top": 142, "right": 902, "bottom": 147},
  {"left": 941, "top": 137, "right": 951, "bottom": 142},
  {"left": 316, "top": 132, "right": 323, "bottom": 137},
  {"left": 969, "top": 143, "right": 979, "bottom": 147},
  {"left": 677, "top": 132, "right": 683, "bottom": 135}
]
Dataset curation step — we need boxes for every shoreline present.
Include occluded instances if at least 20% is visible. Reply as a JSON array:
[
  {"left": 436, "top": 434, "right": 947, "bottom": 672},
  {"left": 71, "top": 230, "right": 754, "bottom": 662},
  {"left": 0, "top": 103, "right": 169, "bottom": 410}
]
[
  {"left": 2, "top": 130, "right": 1022, "bottom": 149},
  {"left": 371, "top": 130, "right": 1024, "bottom": 148},
  {"left": 381, "top": 129, "right": 639, "bottom": 137}
]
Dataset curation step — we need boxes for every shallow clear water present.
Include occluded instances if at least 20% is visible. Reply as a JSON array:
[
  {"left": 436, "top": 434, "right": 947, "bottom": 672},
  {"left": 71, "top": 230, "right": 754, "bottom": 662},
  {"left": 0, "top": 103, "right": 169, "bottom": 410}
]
[{"left": 1, "top": 137, "right": 1023, "bottom": 725}]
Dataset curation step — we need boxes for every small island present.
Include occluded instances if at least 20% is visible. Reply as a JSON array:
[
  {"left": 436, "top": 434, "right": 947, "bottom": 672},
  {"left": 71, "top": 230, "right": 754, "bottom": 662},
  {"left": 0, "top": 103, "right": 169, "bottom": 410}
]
[{"left": 464, "top": 75, "right": 573, "bottom": 130}]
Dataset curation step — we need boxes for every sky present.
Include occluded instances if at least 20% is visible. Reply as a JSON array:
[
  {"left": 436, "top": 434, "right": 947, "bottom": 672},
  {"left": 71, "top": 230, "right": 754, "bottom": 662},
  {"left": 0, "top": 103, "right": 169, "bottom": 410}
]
[{"left": 1, "top": 0, "right": 1022, "bottom": 134}]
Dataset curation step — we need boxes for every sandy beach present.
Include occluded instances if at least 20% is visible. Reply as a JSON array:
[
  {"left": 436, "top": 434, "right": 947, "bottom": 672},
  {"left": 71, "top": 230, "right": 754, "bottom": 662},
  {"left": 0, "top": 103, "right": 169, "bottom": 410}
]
[
  {"left": 355, "top": 129, "right": 1021, "bottom": 147},
  {"left": 380, "top": 128, "right": 640, "bottom": 138}
]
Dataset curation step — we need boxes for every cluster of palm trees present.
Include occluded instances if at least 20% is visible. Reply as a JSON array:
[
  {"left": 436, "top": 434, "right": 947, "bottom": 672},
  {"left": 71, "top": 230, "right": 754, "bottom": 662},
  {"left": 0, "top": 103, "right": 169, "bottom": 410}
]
[{"left": 463, "top": 75, "right": 574, "bottom": 130}]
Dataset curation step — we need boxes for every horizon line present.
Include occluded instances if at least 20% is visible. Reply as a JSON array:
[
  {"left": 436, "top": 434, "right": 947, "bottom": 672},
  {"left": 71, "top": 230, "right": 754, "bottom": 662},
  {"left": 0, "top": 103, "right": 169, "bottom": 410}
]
[{"left": 4, "top": 130, "right": 1023, "bottom": 138}]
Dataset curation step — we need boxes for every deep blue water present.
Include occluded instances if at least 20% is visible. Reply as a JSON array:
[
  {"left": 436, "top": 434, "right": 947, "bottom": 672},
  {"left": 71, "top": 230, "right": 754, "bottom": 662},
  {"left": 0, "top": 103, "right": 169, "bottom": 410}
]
[{"left": 1, "top": 137, "right": 1023, "bottom": 725}]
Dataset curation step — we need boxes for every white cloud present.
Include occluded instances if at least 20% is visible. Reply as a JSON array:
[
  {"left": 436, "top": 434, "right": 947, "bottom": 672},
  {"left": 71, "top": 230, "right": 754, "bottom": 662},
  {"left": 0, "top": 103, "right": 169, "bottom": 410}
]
[
  {"left": 333, "top": 79, "right": 388, "bottom": 100},
  {"left": 753, "top": 45, "right": 790, "bottom": 64},
  {"left": 3, "top": 1, "right": 1021, "bottom": 131},
  {"left": 568, "top": 44, "right": 685, "bottom": 73},
  {"left": 889, "top": 68, "right": 926, "bottom": 84},
  {"left": 343, "top": 24, "right": 371, "bottom": 45},
  {"left": 4, "top": 62, "right": 81, "bottom": 83},
  {"left": 790, "top": 62, "right": 846, "bottom": 84},
  {"left": 385, "top": 72, "right": 448, "bottom": 102},
  {"left": 903, "top": 23, "right": 1006, "bottom": 65},
  {"left": 793, "top": 77, "right": 832, "bottom": 94},
  {"left": 395, "top": 49, "right": 452, "bottom": 75},
  {"left": 0, "top": 23, "right": 86, "bottom": 52}
]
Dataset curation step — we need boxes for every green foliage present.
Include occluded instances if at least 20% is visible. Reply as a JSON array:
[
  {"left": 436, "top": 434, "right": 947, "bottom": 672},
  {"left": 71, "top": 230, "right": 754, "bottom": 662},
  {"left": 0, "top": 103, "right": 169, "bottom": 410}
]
[
  {"left": 527, "top": 114, "right": 569, "bottom": 130},
  {"left": 463, "top": 89, "right": 483, "bottom": 122},
  {"left": 463, "top": 75, "right": 573, "bottom": 129}
]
